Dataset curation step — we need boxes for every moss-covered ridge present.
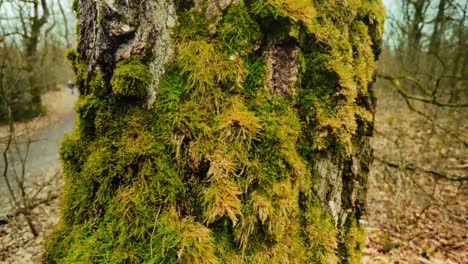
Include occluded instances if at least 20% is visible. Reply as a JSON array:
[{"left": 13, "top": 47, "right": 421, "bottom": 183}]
[{"left": 45, "top": 0, "right": 384, "bottom": 263}]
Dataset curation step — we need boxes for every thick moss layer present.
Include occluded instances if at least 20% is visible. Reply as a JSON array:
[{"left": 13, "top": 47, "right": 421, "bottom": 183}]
[
  {"left": 111, "top": 57, "right": 152, "bottom": 99},
  {"left": 45, "top": 0, "right": 384, "bottom": 263}
]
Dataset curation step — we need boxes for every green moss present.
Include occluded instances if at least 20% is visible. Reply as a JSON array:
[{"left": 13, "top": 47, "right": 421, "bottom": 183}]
[
  {"left": 111, "top": 57, "right": 152, "bottom": 99},
  {"left": 219, "top": 3, "right": 263, "bottom": 54},
  {"left": 358, "top": 1, "right": 386, "bottom": 57},
  {"left": 251, "top": 0, "right": 286, "bottom": 19},
  {"left": 64, "top": 48, "right": 88, "bottom": 93},
  {"left": 179, "top": 40, "right": 246, "bottom": 90},
  {"left": 243, "top": 56, "right": 268, "bottom": 94},
  {"left": 75, "top": 95, "right": 101, "bottom": 139},
  {"left": 341, "top": 215, "right": 366, "bottom": 264},
  {"left": 47, "top": 0, "right": 384, "bottom": 263},
  {"left": 89, "top": 70, "right": 104, "bottom": 96},
  {"left": 177, "top": 7, "right": 212, "bottom": 40},
  {"left": 303, "top": 201, "right": 339, "bottom": 264},
  {"left": 71, "top": 0, "right": 79, "bottom": 14},
  {"left": 266, "top": 0, "right": 316, "bottom": 23},
  {"left": 64, "top": 48, "right": 78, "bottom": 63},
  {"left": 59, "top": 132, "right": 94, "bottom": 225},
  {"left": 65, "top": 49, "right": 92, "bottom": 95}
]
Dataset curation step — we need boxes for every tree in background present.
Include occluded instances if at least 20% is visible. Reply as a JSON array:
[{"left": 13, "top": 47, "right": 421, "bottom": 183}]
[
  {"left": 383, "top": 0, "right": 467, "bottom": 105},
  {"left": 0, "top": 0, "right": 75, "bottom": 121},
  {"left": 45, "top": 0, "right": 384, "bottom": 263},
  {"left": 366, "top": 0, "right": 467, "bottom": 261},
  {"left": 379, "top": 0, "right": 467, "bottom": 156},
  {"left": 2, "top": 0, "right": 50, "bottom": 116}
]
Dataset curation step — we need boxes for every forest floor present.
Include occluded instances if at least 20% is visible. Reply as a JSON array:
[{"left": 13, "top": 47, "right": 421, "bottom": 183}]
[
  {"left": 0, "top": 87, "right": 74, "bottom": 263},
  {"left": 0, "top": 87, "right": 76, "bottom": 212},
  {"left": 361, "top": 81, "right": 467, "bottom": 264},
  {"left": 0, "top": 86, "right": 76, "bottom": 137},
  {"left": 0, "top": 84, "right": 466, "bottom": 263}
]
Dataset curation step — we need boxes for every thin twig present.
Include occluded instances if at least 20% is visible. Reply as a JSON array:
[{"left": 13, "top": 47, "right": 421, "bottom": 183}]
[
  {"left": 375, "top": 157, "right": 468, "bottom": 182},
  {"left": 150, "top": 204, "right": 163, "bottom": 261}
]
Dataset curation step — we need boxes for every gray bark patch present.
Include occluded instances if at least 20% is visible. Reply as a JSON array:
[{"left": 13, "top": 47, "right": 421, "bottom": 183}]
[
  {"left": 92, "top": 0, "right": 176, "bottom": 105},
  {"left": 145, "top": 0, "right": 177, "bottom": 107}
]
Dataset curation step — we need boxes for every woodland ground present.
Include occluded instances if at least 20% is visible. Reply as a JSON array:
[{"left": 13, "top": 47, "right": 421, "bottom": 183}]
[
  {"left": 0, "top": 86, "right": 76, "bottom": 137},
  {"left": 0, "top": 83, "right": 466, "bottom": 263},
  {"left": 0, "top": 87, "right": 74, "bottom": 263},
  {"left": 362, "top": 80, "right": 467, "bottom": 264}
]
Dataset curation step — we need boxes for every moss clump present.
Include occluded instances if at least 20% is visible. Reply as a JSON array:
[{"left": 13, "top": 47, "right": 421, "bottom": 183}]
[
  {"left": 219, "top": 3, "right": 263, "bottom": 54},
  {"left": 75, "top": 95, "right": 102, "bottom": 139},
  {"left": 71, "top": 0, "right": 79, "bottom": 14},
  {"left": 303, "top": 201, "right": 339, "bottom": 263},
  {"left": 178, "top": 40, "right": 246, "bottom": 92},
  {"left": 341, "top": 215, "right": 366, "bottom": 264},
  {"left": 111, "top": 57, "right": 152, "bottom": 99},
  {"left": 89, "top": 69, "right": 104, "bottom": 96},
  {"left": 150, "top": 208, "right": 219, "bottom": 264},
  {"left": 64, "top": 48, "right": 87, "bottom": 91},
  {"left": 266, "top": 0, "right": 316, "bottom": 23},
  {"left": 243, "top": 57, "right": 268, "bottom": 94},
  {"left": 64, "top": 48, "right": 78, "bottom": 62},
  {"left": 46, "top": 0, "right": 384, "bottom": 263}
]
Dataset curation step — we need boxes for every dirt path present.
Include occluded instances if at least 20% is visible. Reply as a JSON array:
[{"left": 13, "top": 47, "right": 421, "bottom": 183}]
[{"left": 0, "top": 87, "right": 77, "bottom": 214}]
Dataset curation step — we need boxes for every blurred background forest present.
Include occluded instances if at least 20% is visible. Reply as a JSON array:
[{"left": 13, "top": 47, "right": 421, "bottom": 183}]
[
  {"left": 0, "top": 0, "right": 467, "bottom": 263},
  {"left": 364, "top": 0, "right": 467, "bottom": 262},
  {"left": 0, "top": 0, "right": 74, "bottom": 122}
]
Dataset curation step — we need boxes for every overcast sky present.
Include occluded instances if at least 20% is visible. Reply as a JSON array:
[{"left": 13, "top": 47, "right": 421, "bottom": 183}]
[{"left": 383, "top": 0, "right": 397, "bottom": 13}]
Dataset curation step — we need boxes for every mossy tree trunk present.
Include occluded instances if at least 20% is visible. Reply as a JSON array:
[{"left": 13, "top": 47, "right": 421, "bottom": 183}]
[{"left": 45, "top": 0, "right": 384, "bottom": 263}]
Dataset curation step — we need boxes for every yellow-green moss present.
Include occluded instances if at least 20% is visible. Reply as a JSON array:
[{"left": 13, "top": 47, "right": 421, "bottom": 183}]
[
  {"left": 65, "top": 48, "right": 88, "bottom": 92},
  {"left": 111, "top": 57, "right": 152, "bottom": 99},
  {"left": 71, "top": 0, "right": 79, "bottom": 14},
  {"left": 219, "top": 3, "right": 263, "bottom": 55},
  {"left": 46, "top": 0, "right": 384, "bottom": 263},
  {"left": 342, "top": 215, "right": 367, "bottom": 264},
  {"left": 178, "top": 39, "right": 246, "bottom": 95},
  {"left": 266, "top": 0, "right": 316, "bottom": 23},
  {"left": 89, "top": 70, "right": 104, "bottom": 96}
]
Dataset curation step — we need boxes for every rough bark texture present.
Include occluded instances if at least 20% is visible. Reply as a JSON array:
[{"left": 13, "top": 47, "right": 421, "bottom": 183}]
[{"left": 45, "top": 0, "right": 384, "bottom": 263}]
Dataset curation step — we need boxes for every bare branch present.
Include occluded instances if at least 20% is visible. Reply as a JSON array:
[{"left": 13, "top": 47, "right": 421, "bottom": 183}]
[
  {"left": 397, "top": 89, "right": 468, "bottom": 108},
  {"left": 375, "top": 157, "right": 468, "bottom": 182}
]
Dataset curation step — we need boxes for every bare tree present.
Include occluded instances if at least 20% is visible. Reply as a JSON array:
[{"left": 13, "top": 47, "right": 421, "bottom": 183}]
[
  {"left": 0, "top": 44, "right": 38, "bottom": 237},
  {"left": 0, "top": 0, "right": 76, "bottom": 121},
  {"left": 0, "top": 0, "right": 49, "bottom": 115},
  {"left": 371, "top": 1, "right": 468, "bottom": 259}
]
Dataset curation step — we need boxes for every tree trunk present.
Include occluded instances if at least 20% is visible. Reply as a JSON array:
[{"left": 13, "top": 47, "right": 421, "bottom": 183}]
[
  {"left": 405, "top": 0, "right": 428, "bottom": 65},
  {"left": 23, "top": 0, "right": 49, "bottom": 116},
  {"left": 428, "top": 0, "right": 447, "bottom": 76},
  {"left": 449, "top": 1, "right": 467, "bottom": 103},
  {"left": 429, "top": 0, "right": 447, "bottom": 56},
  {"left": 44, "top": 1, "right": 384, "bottom": 263}
]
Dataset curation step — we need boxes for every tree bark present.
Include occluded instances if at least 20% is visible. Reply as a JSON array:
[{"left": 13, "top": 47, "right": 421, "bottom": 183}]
[{"left": 44, "top": 1, "right": 384, "bottom": 263}]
